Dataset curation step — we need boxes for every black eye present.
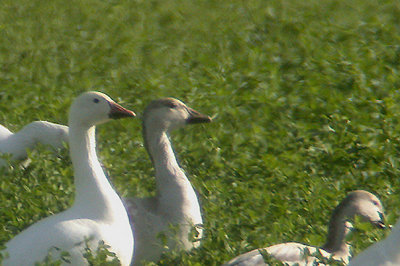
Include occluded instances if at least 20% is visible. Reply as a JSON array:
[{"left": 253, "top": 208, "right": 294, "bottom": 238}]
[
  {"left": 93, "top": 98, "right": 99, "bottom": 103},
  {"left": 167, "top": 102, "right": 177, "bottom": 109}
]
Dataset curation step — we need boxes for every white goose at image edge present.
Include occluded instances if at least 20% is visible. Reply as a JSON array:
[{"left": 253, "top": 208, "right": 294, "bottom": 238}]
[
  {"left": 349, "top": 217, "right": 400, "bottom": 266},
  {"left": 1, "top": 91, "right": 135, "bottom": 265}
]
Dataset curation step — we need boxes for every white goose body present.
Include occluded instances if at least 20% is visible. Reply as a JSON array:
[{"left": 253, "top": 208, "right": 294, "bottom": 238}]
[
  {"left": 0, "top": 121, "right": 68, "bottom": 167},
  {"left": 0, "top": 124, "right": 12, "bottom": 140},
  {"left": 349, "top": 219, "right": 400, "bottom": 266},
  {"left": 2, "top": 92, "right": 135, "bottom": 265},
  {"left": 224, "top": 190, "right": 387, "bottom": 266},
  {"left": 124, "top": 98, "right": 211, "bottom": 265}
]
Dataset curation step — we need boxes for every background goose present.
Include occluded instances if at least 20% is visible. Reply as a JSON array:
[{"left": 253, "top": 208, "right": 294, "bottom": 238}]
[
  {"left": 349, "top": 215, "right": 399, "bottom": 265},
  {"left": 124, "top": 98, "right": 211, "bottom": 265},
  {"left": 224, "top": 190, "right": 387, "bottom": 266},
  {"left": 2, "top": 92, "right": 135, "bottom": 265},
  {"left": 0, "top": 121, "right": 68, "bottom": 167}
]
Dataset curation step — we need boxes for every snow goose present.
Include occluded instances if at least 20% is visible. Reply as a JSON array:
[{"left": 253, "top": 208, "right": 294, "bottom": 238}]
[
  {"left": 2, "top": 91, "right": 135, "bottom": 265},
  {"left": 224, "top": 190, "right": 387, "bottom": 266},
  {"left": 124, "top": 98, "right": 211, "bottom": 265},
  {"left": 349, "top": 213, "right": 399, "bottom": 265},
  {"left": 0, "top": 121, "right": 68, "bottom": 167}
]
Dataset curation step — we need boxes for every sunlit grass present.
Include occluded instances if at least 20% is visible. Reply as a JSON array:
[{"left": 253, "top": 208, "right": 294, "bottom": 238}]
[{"left": 1, "top": 0, "right": 400, "bottom": 264}]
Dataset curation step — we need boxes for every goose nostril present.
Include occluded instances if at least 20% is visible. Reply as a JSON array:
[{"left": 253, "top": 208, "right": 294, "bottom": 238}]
[{"left": 378, "top": 211, "right": 385, "bottom": 221}]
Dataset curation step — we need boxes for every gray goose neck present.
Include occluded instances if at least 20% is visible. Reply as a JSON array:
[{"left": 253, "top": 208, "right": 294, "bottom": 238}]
[
  {"left": 143, "top": 121, "right": 183, "bottom": 175},
  {"left": 321, "top": 203, "right": 351, "bottom": 256}
]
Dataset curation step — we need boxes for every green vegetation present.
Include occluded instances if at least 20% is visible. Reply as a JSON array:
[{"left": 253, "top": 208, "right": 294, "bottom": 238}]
[{"left": 1, "top": 0, "right": 400, "bottom": 264}]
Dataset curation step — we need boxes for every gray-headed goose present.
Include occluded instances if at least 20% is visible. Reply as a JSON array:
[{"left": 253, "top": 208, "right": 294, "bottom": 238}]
[
  {"left": 0, "top": 121, "right": 68, "bottom": 167},
  {"left": 124, "top": 98, "right": 211, "bottom": 265},
  {"left": 224, "top": 190, "right": 387, "bottom": 266},
  {"left": 2, "top": 92, "right": 135, "bottom": 265}
]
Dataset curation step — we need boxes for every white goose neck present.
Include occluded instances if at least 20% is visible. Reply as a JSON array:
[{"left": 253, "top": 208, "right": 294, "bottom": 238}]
[{"left": 69, "top": 123, "right": 121, "bottom": 220}]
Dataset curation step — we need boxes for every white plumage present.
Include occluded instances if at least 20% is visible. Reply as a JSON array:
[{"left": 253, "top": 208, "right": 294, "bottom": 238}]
[
  {"left": 0, "top": 121, "right": 68, "bottom": 167},
  {"left": 2, "top": 91, "right": 135, "bottom": 265}
]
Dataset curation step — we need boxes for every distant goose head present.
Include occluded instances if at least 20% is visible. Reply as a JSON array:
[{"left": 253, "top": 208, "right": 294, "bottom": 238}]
[
  {"left": 342, "top": 190, "right": 386, "bottom": 229},
  {"left": 143, "top": 98, "right": 212, "bottom": 131},
  {"left": 322, "top": 190, "right": 387, "bottom": 257},
  {"left": 69, "top": 91, "right": 136, "bottom": 127}
]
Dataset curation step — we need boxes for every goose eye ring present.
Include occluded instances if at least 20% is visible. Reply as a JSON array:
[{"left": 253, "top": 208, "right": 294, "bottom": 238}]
[{"left": 93, "top": 98, "right": 100, "bottom": 103}]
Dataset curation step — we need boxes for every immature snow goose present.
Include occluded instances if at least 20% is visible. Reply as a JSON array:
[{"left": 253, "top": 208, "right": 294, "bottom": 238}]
[
  {"left": 349, "top": 214, "right": 399, "bottom": 265},
  {"left": 2, "top": 92, "right": 135, "bottom": 265},
  {"left": 224, "top": 190, "right": 387, "bottom": 266},
  {"left": 124, "top": 98, "right": 211, "bottom": 265},
  {"left": 0, "top": 121, "right": 68, "bottom": 167}
]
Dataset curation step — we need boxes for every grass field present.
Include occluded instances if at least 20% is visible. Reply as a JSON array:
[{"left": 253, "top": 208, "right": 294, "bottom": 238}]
[{"left": 1, "top": 0, "right": 400, "bottom": 264}]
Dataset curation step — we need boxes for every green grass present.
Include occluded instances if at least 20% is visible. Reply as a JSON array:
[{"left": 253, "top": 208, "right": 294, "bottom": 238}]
[{"left": 1, "top": 0, "right": 400, "bottom": 264}]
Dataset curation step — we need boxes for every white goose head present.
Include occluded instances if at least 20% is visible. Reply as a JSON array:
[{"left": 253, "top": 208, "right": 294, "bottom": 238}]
[
  {"left": 69, "top": 91, "right": 135, "bottom": 127},
  {"left": 143, "top": 98, "right": 211, "bottom": 132},
  {"left": 344, "top": 190, "right": 386, "bottom": 228}
]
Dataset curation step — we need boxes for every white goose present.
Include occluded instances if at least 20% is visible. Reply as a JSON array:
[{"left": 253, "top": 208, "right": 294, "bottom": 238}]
[
  {"left": 0, "top": 121, "right": 68, "bottom": 167},
  {"left": 124, "top": 98, "right": 211, "bottom": 265},
  {"left": 2, "top": 91, "right": 135, "bottom": 265},
  {"left": 224, "top": 190, "right": 387, "bottom": 266},
  {"left": 349, "top": 214, "right": 399, "bottom": 265}
]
